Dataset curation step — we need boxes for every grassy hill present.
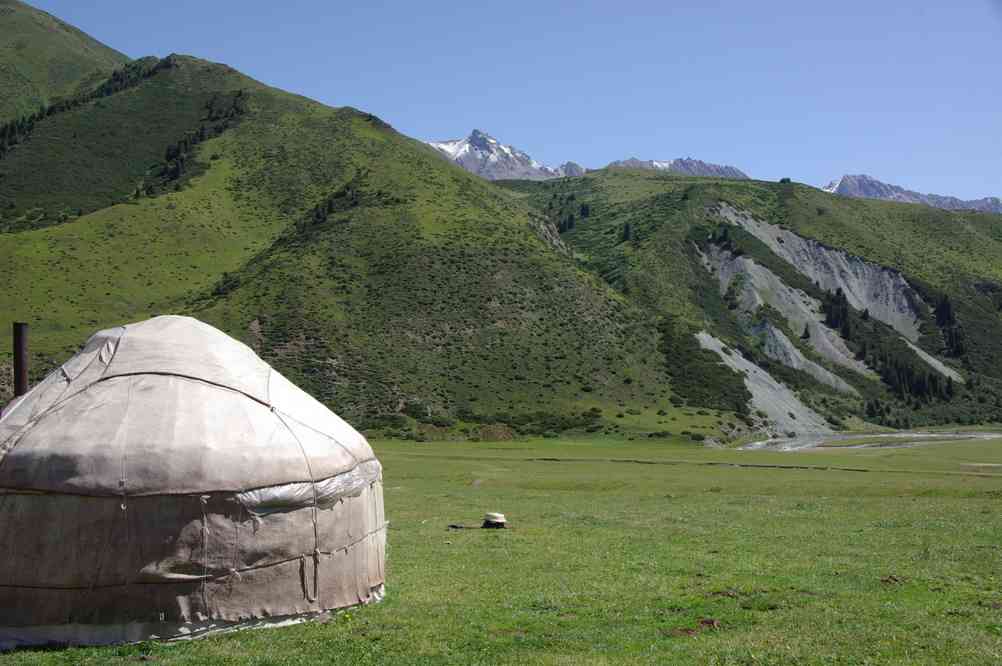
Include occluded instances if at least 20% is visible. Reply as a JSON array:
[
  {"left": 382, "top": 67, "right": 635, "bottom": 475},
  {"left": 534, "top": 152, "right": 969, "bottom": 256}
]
[
  {"left": 0, "top": 53, "right": 680, "bottom": 435},
  {"left": 0, "top": 0, "right": 128, "bottom": 123},
  {"left": 501, "top": 170, "right": 1002, "bottom": 428},
  {"left": 0, "top": 55, "right": 252, "bottom": 229}
]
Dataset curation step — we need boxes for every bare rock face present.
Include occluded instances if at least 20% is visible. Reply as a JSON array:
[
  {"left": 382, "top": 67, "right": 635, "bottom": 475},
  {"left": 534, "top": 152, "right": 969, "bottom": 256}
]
[
  {"left": 824, "top": 174, "right": 1002, "bottom": 215},
  {"left": 717, "top": 203, "right": 926, "bottom": 342},
  {"left": 904, "top": 339, "right": 965, "bottom": 384},
  {"left": 696, "top": 332, "right": 832, "bottom": 436},
  {"left": 528, "top": 212, "right": 570, "bottom": 255},
  {"left": 607, "top": 157, "right": 748, "bottom": 179},
  {"left": 753, "top": 322, "right": 858, "bottom": 395},
  {"left": 712, "top": 203, "right": 965, "bottom": 385},
  {"left": 427, "top": 129, "right": 582, "bottom": 181},
  {"left": 703, "top": 242, "right": 871, "bottom": 379}
]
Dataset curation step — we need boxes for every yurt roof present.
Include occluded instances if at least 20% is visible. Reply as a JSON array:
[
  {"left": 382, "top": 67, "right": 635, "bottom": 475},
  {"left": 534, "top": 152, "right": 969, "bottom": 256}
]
[{"left": 0, "top": 316, "right": 376, "bottom": 497}]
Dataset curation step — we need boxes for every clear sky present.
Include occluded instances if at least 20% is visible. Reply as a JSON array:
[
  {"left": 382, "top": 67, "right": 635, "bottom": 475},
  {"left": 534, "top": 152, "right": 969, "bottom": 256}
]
[{"left": 31, "top": 0, "right": 1002, "bottom": 199}]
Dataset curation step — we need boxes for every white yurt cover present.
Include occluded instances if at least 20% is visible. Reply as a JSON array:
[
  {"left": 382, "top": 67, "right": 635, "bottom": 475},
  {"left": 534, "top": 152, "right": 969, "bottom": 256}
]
[{"left": 0, "top": 316, "right": 386, "bottom": 648}]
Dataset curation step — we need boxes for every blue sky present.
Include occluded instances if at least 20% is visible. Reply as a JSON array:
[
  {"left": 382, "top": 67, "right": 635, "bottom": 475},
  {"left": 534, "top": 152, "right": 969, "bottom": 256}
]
[{"left": 33, "top": 1, "right": 1002, "bottom": 198}]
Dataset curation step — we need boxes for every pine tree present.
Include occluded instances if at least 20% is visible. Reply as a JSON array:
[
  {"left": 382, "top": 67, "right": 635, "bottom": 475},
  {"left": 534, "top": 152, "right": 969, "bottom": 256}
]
[
  {"left": 840, "top": 317, "right": 852, "bottom": 341},
  {"left": 934, "top": 295, "right": 955, "bottom": 327}
]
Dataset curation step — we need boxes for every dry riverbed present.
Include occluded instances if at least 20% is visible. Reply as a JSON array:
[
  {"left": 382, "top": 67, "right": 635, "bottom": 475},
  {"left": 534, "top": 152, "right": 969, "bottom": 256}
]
[{"left": 743, "top": 430, "right": 1002, "bottom": 451}]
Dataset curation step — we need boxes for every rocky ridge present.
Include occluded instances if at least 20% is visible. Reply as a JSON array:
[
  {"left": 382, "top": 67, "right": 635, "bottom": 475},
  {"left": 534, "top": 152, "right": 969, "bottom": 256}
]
[
  {"left": 607, "top": 157, "right": 748, "bottom": 179},
  {"left": 824, "top": 174, "right": 1002, "bottom": 214}
]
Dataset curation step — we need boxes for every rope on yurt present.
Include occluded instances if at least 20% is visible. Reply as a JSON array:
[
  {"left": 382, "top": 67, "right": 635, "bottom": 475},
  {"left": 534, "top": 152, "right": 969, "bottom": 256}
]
[
  {"left": 200, "top": 494, "right": 210, "bottom": 612},
  {"left": 273, "top": 408, "right": 321, "bottom": 604},
  {"left": 83, "top": 374, "right": 136, "bottom": 623}
]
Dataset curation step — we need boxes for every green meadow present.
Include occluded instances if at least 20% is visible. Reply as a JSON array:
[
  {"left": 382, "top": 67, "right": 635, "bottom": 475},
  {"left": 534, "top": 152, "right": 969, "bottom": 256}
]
[{"left": 6, "top": 434, "right": 1001, "bottom": 665}]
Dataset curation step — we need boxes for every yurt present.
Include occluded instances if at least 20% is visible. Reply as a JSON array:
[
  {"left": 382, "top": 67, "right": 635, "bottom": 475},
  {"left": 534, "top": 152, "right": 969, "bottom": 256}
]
[{"left": 0, "top": 316, "right": 386, "bottom": 648}]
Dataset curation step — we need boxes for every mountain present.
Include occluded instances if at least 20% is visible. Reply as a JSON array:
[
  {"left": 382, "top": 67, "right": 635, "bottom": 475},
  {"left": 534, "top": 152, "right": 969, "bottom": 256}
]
[
  {"left": 0, "top": 45, "right": 663, "bottom": 431},
  {"left": 4, "top": 3, "right": 1002, "bottom": 438},
  {"left": 824, "top": 174, "right": 1002, "bottom": 214},
  {"left": 501, "top": 170, "right": 1002, "bottom": 431},
  {"left": 427, "top": 129, "right": 583, "bottom": 180},
  {"left": 606, "top": 157, "right": 748, "bottom": 179},
  {"left": 426, "top": 129, "right": 750, "bottom": 183},
  {"left": 0, "top": 0, "right": 129, "bottom": 123}
]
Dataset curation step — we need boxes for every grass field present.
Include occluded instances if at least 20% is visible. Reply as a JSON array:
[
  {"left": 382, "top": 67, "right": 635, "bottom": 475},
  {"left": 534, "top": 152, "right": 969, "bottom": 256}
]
[{"left": 5, "top": 434, "right": 1001, "bottom": 665}]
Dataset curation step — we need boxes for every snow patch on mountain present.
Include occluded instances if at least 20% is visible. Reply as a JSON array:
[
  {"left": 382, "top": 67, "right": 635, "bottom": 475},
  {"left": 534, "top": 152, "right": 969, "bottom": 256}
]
[
  {"left": 607, "top": 157, "right": 748, "bottom": 179},
  {"left": 426, "top": 129, "right": 583, "bottom": 181}
]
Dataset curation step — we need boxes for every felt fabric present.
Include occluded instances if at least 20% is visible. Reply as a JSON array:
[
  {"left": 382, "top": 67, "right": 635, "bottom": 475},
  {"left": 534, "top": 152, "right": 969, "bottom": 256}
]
[{"left": 0, "top": 316, "right": 385, "bottom": 648}]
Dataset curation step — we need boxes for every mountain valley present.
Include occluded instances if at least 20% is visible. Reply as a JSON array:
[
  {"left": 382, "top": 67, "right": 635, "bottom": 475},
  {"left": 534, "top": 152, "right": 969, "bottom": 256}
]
[{"left": 2, "top": 1, "right": 1002, "bottom": 443}]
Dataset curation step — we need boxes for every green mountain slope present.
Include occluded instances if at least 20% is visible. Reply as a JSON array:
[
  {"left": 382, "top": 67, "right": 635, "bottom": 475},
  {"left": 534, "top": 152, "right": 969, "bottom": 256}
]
[
  {"left": 0, "top": 0, "right": 128, "bottom": 123},
  {"left": 0, "top": 54, "right": 679, "bottom": 434},
  {"left": 193, "top": 161, "right": 668, "bottom": 427},
  {"left": 4, "top": 4, "right": 1002, "bottom": 437},
  {"left": 503, "top": 171, "right": 1002, "bottom": 428},
  {"left": 0, "top": 55, "right": 252, "bottom": 229}
]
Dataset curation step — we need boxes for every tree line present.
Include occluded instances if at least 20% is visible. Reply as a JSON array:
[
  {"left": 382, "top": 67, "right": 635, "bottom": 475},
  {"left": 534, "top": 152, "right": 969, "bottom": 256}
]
[
  {"left": 293, "top": 171, "right": 406, "bottom": 233},
  {"left": 0, "top": 56, "right": 177, "bottom": 160},
  {"left": 933, "top": 294, "right": 965, "bottom": 357},
  {"left": 136, "top": 90, "right": 248, "bottom": 197},
  {"left": 305, "top": 184, "right": 360, "bottom": 227},
  {"left": 821, "top": 287, "right": 956, "bottom": 402},
  {"left": 545, "top": 191, "right": 589, "bottom": 233}
]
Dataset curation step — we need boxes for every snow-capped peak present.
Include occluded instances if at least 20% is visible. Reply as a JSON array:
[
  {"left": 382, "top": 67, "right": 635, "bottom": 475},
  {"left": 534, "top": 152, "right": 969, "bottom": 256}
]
[
  {"left": 822, "top": 175, "right": 845, "bottom": 194},
  {"left": 427, "top": 137, "right": 469, "bottom": 160},
  {"left": 606, "top": 157, "right": 749, "bottom": 179},
  {"left": 426, "top": 129, "right": 584, "bottom": 181}
]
